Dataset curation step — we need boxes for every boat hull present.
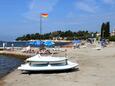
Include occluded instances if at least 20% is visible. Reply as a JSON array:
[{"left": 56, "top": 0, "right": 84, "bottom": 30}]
[{"left": 18, "top": 61, "right": 78, "bottom": 71}]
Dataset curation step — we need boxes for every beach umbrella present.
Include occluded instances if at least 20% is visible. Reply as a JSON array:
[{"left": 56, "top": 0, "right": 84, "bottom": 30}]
[
  {"left": 44, "top": 40, "right": 55, "bottom": 47},
  {"left": 72, "top": 40, "right": 81, "bottom": 44},
  {"left": 28, "top": 41, "right": 35, "bottom": 45},
  {"left": 29, "top": 40, "right": 44, "bottom": 46}
]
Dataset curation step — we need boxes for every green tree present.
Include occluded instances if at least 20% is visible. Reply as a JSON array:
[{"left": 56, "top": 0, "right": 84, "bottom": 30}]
[
  {"left": 101, "top": 22, "right": 110, "bottom": 39},
  {"left": 106, "top": 22, "right": 110, "bottom": 38},
  {"left": 101, "top": 23, "right": 105, "bottom": 39}
]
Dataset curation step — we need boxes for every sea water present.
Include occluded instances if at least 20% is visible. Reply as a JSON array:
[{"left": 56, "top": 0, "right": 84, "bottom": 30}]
[
  {"left": 0, "top": 41, "right": 71, "bottom": 47},
  {"left": 0, "top": 55, "right": 23, "bottom": 78},
  {"left": 0, "top": 41, "right": 71, "bottom": 78}
]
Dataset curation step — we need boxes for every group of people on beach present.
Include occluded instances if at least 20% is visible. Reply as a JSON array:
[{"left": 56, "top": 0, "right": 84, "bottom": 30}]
[{"left": 22, "top": 48, "right": 51, "bottom": 54}]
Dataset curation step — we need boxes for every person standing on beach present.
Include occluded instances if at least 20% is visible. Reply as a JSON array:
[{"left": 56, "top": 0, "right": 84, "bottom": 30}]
[
  {"left": 11, "top": 43, "right": 14, "bottom": 50},
  {"left": 3, "top": 43, "right": 5, "bottom": 49}
]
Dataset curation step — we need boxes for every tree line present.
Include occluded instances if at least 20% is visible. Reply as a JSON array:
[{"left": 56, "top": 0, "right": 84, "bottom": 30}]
[
  {"left": 16, "top": 30, "right": 97, "bottom": 41},
  {"left": 16, "top": 21, "right": 115, "bottom": 41}
]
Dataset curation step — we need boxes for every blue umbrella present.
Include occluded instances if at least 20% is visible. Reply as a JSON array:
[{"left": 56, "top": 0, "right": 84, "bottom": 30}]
[
  {"left": 44, "top": 40, "right": 55, "bottom": 47},
  {"left": 72, "top": 40, "right": 81, "bottom": 44},
  {"left": 29, "top": 40, "right": 44, "bottom": 46}
]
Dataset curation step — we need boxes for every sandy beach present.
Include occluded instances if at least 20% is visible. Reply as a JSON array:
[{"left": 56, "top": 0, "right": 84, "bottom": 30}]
[{"left": 1, "top": 43, "right": 115, "bottom": 86}]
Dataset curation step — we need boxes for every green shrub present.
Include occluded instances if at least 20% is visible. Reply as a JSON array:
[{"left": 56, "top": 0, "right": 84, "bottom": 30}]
[{"left": 109, "top": 36, "right": 115, "bottom": 41}]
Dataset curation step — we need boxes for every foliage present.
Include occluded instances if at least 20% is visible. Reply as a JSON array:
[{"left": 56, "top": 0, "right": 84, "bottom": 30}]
[
  {"left": 109, "top": 36, "right": 115, "bottom": 41},
  {"left": 101, "top": 22, "right": 110, "bottom": 39},
  {"left": 16, "top": 30, "right": 97, "bottom": 41}
]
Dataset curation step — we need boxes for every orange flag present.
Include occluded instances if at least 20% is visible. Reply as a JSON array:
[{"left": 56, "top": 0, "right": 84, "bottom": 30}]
[{"left": 41, "top": 13, "right": 48, "bottom": 18}]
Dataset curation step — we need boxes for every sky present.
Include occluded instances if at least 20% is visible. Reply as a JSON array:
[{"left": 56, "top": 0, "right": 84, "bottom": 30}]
[{"left": 0, "top": 0, "right": 115, "bottom": 41}]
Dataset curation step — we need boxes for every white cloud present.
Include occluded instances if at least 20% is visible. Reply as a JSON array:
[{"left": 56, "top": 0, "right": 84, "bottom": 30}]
[
  {"left": 102, "top": 0, "right": 114, "bottom": 4},
  {"left": 24, "top": 0, "right": 59, "bottom": 21},
  {"left": 30, "top": 0, "right": 59, "bottom": 13},
  {"left": 75, "top": 1, "right": 98, "bottom": 13},
  {"left": 66, "top": 12, "right": 76, "bottom": 18}
]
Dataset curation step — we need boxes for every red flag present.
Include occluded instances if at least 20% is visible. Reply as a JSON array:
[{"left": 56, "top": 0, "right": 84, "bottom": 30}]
[{"left": 41, "top": 13, "right": 48, "bottom": 18}]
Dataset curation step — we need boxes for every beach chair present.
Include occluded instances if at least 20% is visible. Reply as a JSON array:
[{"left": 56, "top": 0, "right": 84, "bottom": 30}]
[{"left": 21, "top": 46, "right": 31, "bottom": 53}]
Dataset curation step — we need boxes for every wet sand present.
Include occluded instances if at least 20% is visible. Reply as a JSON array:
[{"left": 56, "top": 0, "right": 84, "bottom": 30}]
[
  {"left": 0, "top": 81, "right": 2, "bottom": 86},
  {"left": 1, "top": 43, "right": 115, "bottom": 86}
]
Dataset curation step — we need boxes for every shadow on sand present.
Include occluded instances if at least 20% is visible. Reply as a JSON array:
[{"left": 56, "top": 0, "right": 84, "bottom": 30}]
[{"left": 21, "top": 68, "right": 80, "bottom": 75}]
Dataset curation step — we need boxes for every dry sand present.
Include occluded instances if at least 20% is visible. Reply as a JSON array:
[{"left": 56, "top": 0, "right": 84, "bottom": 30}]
[{"left": 2, "top": 43, "right": 115, "bottom": 86}]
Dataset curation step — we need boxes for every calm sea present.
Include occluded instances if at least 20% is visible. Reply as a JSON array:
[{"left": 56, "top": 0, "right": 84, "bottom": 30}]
[
  {"left": 0, "top": 41, "right": 71, "bottom": 78},
  {"left": 0, "top": 55, "right": 23, "bottom": 78},
  {"left": 0, "top": 41, "right": 71, "bottom": 47}
]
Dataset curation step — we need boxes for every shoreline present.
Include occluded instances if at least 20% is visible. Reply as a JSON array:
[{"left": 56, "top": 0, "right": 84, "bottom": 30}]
[
  {"left": 0, "top": 51, "right": 30, "bottom": 86},
  {"left": 1, "top": 43, "right": 115, "bottom": 86},
  {"left": 15, "top": 40, "right": 72, "bottom": 42},
  {"left": 0, "top": 51, "right": 28, "bottom": 79},
  {"left": 0, "top": 50, "right": 32, "bottom": 60},
  {"left": 0, "top": 80, "right": 4, "bottom": 86}
]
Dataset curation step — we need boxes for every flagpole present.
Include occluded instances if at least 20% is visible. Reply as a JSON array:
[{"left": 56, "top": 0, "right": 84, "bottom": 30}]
[
  {"left": 40, "top": 14, "right": 42, "bottom": 35},
  {"left": 39, "top": 14, "right": 42, "bottom": 49},
  {"left": 39, "top": 13, "right": 48, "bottom": 49}
]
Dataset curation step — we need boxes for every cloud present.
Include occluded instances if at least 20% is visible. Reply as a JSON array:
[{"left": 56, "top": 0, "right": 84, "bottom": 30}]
[
  {"left": 102, "top": 0, "right": 114, "bottom": 4},
  {"left": 24, "top": 0, "right": 59, "bottom": 21},
  {"left": 75, "top": 1, "right": 98, "bottom": 13},
  {"left": 29, "top": 0, "right": 59, "bottom": 13},
  {"left": 66, "top": 12, "right": 76, "bottom": 18},
  {"left": 22, "top": 0, "right": 115, "bottom": 32}
]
